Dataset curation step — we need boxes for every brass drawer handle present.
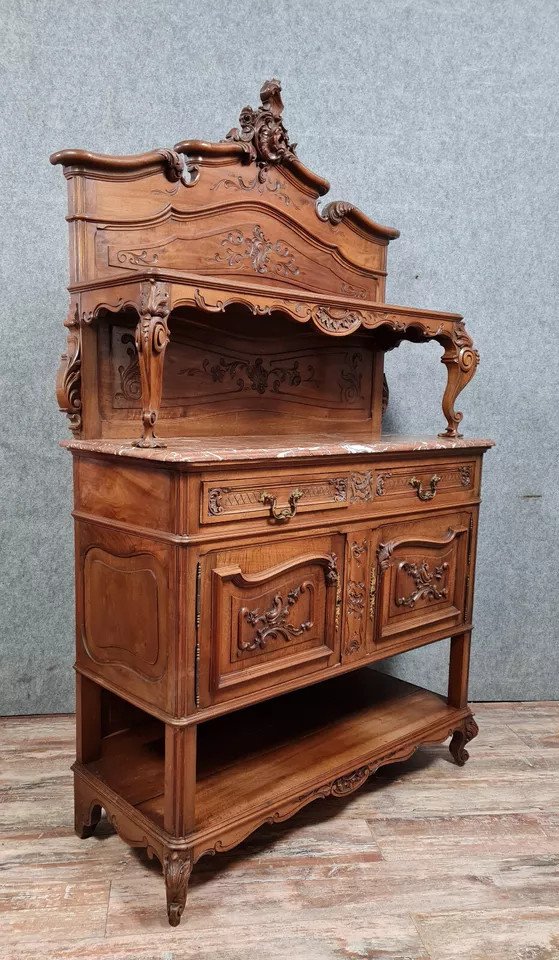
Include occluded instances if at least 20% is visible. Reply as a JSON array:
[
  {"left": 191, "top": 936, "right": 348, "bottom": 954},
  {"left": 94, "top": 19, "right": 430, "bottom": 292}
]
[
  {"left": 409, "top": 474, "right": 441, "bottom": 501},
  {"left": 259, "top": 488, "right": 303, "bottom": 522}
]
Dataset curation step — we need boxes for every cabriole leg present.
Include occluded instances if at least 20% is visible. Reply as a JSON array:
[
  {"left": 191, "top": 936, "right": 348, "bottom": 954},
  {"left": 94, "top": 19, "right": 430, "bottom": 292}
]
[
  {"left": 163, "top": 851, "right": 192, "bottom": 926},
  {"left": 74, "top": 775, "right": 102, "bottom": 839},
  {"left": 449, "top": 715, "right": 479, "bottom": 766}
]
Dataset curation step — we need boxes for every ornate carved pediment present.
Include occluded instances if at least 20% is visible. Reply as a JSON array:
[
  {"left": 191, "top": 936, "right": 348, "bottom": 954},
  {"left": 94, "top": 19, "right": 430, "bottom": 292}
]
[{"left": 225, "top": 79, "right": 297, "bottom": 175}]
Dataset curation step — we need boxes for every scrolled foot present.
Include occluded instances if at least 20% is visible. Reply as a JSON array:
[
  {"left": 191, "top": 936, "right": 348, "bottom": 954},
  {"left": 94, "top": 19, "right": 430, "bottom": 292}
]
[
  {"left": 75, "top": 800, "right": 101, "bottom": 839},
  {"left": 163, "top": 851, "right": 192, "bottom": 927},
  {"left": 449, "top": 715, "right": 479, "bottom": 766}
]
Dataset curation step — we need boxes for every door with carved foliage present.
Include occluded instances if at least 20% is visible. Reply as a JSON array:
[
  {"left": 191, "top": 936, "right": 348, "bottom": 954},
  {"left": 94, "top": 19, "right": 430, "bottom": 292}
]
[
  {"left": 370, "top": 510, "right": 474, "bottom": 654},
  {"left": 198, "top": 534, "right": 344, "bottom": 706}
]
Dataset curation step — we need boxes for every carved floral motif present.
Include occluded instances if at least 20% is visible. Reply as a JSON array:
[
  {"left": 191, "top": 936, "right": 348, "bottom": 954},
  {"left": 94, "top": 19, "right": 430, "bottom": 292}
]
[
  {"left": 349, "top": 471, "right": 373, "bottom": 502},
  {"left": 376, "top": 471, "right": 393, "bottom": 497},
  {"left": 331, "top": 764, "right": 375, "bottom": 796},
  {"left": 347, "top": 580, "right": 366, "bottom": 619},
  {"left": 350, "top": 540, "right": 367, "bottom": 560},
  {"left": 181, "top": 354, "right": 318, "bottom": 395},
  {"left": 396, "top": 560, "right": 449, "bottom": 608},
  {"left": 215, "top": 224, "right": 300, "bottom": 277},
  {"left": 338, "top": 351, "right": 363, "bottom": 402},
  {"left": 328, "top": 477, "right": 348, "bottom": 501},
  {"left": 56, "top": 306, "right": 82, "bottom": 434},
  {"left": 210, "top": 172, "right": 299, "bottom": 207},
  {"left": 241, "top": 583, "right": 313, "bottom": 651},
  {"left": 458, "top": 464, "right": 472, "bottom": 487},
  {"left": 208, "top": 487, "right": 232, "bottom": 517}
]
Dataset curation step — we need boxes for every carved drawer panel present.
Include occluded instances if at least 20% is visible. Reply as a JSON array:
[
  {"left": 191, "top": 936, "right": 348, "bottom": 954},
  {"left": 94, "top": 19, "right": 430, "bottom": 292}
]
[
  {"left": 200, "top": 471, "right": 350, "bottom": 527},
  {"left": 198, "top": 534, "right": 344, "bottom": 705},
  {"left": 372, "top": 511, "right": 472, "bottom": 650},
  {"left": 374, "top": 459, "right": 477, "bottom": 509}
]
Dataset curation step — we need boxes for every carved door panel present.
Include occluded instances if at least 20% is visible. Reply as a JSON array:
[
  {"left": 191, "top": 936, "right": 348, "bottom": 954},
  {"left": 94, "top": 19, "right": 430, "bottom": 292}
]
[
  {"left": 199, "top": 534, "right": 344, "bottom": 705},
  {"left": 371, "top": 511, "right": 473, "bottom": 653}
]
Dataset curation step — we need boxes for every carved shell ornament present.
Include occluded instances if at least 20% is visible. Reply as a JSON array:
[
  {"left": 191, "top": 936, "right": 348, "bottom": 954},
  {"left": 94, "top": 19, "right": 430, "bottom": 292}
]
[{"left": 225, "top": 79, "right": 297, "bottom": 177}]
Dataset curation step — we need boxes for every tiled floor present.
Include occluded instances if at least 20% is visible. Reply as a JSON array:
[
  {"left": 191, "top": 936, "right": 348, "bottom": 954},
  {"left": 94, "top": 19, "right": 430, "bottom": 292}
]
[{"left": 1, "top": 702, "right": 558, "bottom": 959}]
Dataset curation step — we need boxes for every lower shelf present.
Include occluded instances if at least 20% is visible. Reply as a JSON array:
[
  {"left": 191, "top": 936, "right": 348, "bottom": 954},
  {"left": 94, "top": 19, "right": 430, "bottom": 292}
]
[{"left": 85, "top": 669, "right": 469, "bottom": 841}]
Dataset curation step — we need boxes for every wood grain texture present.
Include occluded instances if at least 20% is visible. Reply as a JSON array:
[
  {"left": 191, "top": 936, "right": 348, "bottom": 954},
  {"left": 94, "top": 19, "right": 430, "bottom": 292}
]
[{"left": 1, "top": 704, "right": 558, "bottom": 957}]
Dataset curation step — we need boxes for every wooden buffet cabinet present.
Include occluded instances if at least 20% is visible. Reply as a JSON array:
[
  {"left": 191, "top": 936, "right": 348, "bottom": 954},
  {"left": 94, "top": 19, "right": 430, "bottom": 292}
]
[{"left": 51, "top": 80, "right": 493, "bottom": 925}]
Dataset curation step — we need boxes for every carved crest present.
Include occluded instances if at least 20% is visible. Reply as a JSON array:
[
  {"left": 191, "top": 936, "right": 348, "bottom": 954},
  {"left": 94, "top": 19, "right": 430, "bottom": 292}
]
[{"left": 225, "top": 79, "right": 297, "bottom": 175}]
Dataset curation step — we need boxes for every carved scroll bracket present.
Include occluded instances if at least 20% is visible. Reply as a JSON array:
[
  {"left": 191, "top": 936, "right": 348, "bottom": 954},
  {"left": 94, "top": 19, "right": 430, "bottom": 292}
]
[
  {"left": 56, "top": 303, "right": 82, "bottom": 434},
  {"left": 131, "top": 280, "right": 171, "bottom": 449},
  {"left": 436, "top": 321, "right": 480, "bottom": 439}
]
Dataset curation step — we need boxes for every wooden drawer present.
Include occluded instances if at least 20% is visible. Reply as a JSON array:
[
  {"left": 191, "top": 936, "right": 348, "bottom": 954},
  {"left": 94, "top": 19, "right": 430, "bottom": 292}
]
[
  {"left": 374, "top": 459, "right": 478, "bottom": 509},
  {"left": 195, "top": 456, "right": 478, "bottom": 535},
  {"left": 197, "top": 533, "right": 344, "bottom": 705},
  {"left": 372, "top": 510, "right": 473, "bottom": 652},
  {"left": 199, "top": 470, "right": 350, "bottom": 527}
]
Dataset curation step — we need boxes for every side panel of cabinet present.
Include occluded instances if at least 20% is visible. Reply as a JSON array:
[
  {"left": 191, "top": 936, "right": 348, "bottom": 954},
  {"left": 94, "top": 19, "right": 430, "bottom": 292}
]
[
  {"left": 75, "top": 519, "right": 177, "bottom": 715},
  {"left": 371, "top": 510, "right": 474, "bottom": 653},
  {"left": 198, "top": 534, "right": 344, "bottom": 706}
]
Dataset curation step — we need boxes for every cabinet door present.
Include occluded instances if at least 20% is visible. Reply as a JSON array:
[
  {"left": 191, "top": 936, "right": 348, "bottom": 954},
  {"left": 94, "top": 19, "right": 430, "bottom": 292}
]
[
  {"left": 372, "top": 511, "right": 472, "bottom": 653},
  {"left": 199, "top": 534, "right": 343, "bottom": 705}
]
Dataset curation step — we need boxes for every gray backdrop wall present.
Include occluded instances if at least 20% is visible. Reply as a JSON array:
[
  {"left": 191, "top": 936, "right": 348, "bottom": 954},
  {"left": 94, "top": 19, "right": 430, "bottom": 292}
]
[{"left": 1, "top": 0, "right": 557, "bottom": 715}]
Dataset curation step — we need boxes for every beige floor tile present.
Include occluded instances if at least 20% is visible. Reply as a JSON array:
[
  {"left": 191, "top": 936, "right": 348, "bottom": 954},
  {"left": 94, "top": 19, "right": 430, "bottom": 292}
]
[{"left": 415, "top": 907, "right": 559, "bottom": 960}]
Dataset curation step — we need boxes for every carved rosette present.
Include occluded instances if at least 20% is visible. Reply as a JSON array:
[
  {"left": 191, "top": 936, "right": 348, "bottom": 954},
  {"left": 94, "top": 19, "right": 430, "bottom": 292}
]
[
  {"left": 56, "top": 306, "right": 82, "bottom": 434},
  {"left": 132, "top": 281, "right": 170, "bottom": 448},
  {"left": 225, "top": 78, "right": 297, "bottom": 175}
]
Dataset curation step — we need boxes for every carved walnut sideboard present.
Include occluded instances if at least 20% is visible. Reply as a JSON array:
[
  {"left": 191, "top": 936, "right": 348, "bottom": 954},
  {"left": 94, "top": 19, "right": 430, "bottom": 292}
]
[{"left": 51, "top": 79, "right": 493, "bottom": 925}]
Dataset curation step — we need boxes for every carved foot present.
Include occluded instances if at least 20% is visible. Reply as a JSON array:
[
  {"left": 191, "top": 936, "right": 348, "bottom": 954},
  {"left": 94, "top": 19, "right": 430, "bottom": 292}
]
[
  {"left": 74, "top": 796, "right": 101, "bottom": 839},
  {"left": 163, "top": 851, "right": 192, "bottom": 927},
  {"left": 449, "top": 716, "right": 479, "bottom": 766}
]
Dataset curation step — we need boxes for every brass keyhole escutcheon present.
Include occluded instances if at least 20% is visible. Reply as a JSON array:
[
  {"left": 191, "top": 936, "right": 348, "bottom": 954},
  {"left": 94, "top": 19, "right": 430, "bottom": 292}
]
[
  {"left": 259, "top": 487, "right": 304, "bottom": 522},
  {"left": 409, "top": 474, "right": 441, "bottom": 501}
]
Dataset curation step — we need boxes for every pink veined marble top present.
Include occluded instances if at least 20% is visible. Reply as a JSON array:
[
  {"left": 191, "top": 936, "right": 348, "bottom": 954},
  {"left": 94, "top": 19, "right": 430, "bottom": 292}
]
[{"left": 61, "top": 434, "right": 494, "bottom": 467}]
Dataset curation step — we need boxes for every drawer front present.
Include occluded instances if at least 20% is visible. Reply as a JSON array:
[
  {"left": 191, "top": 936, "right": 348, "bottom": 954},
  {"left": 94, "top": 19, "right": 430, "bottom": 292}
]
[
  {"left": 199, "top": 534, "right": 344, "bottom": 705},
  {"left": 194, "top": 456, "right": 479, "bottom": 535},
  {"left": 200, "top": 471, "right": 350, "bottom": 526},
  {"left": 372, "top": 510, "right": 473, "bottom": 651},
  {"left": 374, "top": 459, "right": 477, "bottom": 509}
]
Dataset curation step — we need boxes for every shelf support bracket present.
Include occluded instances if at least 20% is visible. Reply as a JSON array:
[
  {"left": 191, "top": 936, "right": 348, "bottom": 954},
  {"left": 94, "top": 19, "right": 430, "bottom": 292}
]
[
  {"left": 132, "top": 280, "right": 170, "bottom": 448},
  {"left": 436, "top": 321, "right": 480, "bottom": 439}
]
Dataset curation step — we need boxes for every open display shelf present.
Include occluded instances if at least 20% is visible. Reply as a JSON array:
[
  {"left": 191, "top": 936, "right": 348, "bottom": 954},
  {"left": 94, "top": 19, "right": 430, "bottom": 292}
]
[{"left": 83, "top": 670, "right": 470, "bottom": 842}]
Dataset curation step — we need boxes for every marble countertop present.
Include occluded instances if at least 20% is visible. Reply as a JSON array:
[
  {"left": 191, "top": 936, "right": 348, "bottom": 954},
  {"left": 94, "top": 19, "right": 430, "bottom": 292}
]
[{"left": 62, "top": 434, "right": 495, "bottom": 467}]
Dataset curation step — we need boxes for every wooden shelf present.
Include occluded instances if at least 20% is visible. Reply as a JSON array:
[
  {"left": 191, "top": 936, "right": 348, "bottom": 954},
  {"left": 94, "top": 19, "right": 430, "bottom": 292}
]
[{"left": 86, "top": 670, "right": 464, "bottom": 836}]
